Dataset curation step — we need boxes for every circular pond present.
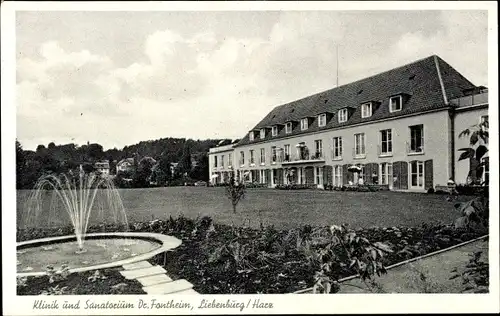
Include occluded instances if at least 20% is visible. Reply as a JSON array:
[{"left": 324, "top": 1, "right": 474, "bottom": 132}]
[{"left": 16, "top": 232, "right": 181, "bottom": 276}]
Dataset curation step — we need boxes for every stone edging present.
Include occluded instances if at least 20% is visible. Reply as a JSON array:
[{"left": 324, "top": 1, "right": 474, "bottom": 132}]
[
  {"left": 292, "top": 234, "right": 489, "bottom": 294},
  {"left": 17, "top": 232, "right": 181, "bottom": 277}
]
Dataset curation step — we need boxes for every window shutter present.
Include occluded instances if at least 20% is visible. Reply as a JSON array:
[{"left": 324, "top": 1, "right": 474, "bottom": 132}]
[
  {"left": 343, "top": 164, "right": 351, "bottom": 185},
  {"left": 305, "top": 167, "right": 314, "bottom": 185},
  {"left": 424, "top": 160, "right": 433, "bottom": 190},
  {"left": 393, "top": 161, "right": 402, "bottom": 189},
  {"left": 324, "top": 165, "right": 333, "bottom": 186},
  {"left": 276, "top": 168, "right": 283, "bottom": 185},
  {"left": 365, "top": 164, "right": 373, "bottom": 184},
  {"left": 400, "top": 161, "right": 408, "bottom": 189}
]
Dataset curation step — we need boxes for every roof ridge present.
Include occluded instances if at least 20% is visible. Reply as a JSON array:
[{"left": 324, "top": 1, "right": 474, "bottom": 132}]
[{"left": 434, "top": 56, "right": 449, "bottom": 105}]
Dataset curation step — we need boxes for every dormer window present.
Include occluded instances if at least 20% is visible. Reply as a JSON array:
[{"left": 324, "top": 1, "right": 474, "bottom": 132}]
[
  {"left": 338, "top": 109, "right": 348, "bottom": 123},
  {"left": 318, "top": 114, "right": 326, "bottom": 127},
  {"left": 300, "top": 118, "right": 309, "bottom": 131},
  {"left": 285, "top": 122, "right": 293, "bottom": 134},
  {"left": 272, "top": 125, "right": 278, "bottom": 136},
  {"left": 249, "top": 132, "right": 254, "bottom": 141},
  {"left": 389, "top": 96, "right": 402, "bottom": 113},
  {"left": 260, "top": 128, "right": 266, "bottom": 139},
  {"left": 361, "top": 102, "right": 372, "bottom": 118}
]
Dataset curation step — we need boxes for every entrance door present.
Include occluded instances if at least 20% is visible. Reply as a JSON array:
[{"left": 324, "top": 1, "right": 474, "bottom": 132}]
[{"left": 410, "top": 161, "right": 424, "bottom": 189}]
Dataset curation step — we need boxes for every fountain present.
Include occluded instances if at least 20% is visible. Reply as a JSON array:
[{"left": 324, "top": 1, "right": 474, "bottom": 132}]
[{"left": 17, "top": 166, "right": 181, "bottom": 277}]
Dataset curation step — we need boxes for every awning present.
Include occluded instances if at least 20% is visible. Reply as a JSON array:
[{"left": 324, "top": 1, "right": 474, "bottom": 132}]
[
  {"left": 211, "top": 174, "right": 219, "bottom": 179},
  {"left": 348, "top": 165, "right": 362, "bottom": 173}
]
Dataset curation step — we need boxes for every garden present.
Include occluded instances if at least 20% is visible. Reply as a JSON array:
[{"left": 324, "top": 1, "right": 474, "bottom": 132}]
[{"left": 17, "top": 190, "right": 488, "bottom": 295}]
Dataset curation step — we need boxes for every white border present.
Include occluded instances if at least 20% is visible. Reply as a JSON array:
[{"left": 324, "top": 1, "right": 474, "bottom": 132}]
[{"left": 2, "top": 1, "right": 499, "bottom": 315}]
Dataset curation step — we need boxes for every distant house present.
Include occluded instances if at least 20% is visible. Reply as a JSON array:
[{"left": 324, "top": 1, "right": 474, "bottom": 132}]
[
  {"left": 116, "top": 158, "right": 135, "bottom": 174},
  {"left": 94, "top": 160, "right": 110, "bottom": 176}
]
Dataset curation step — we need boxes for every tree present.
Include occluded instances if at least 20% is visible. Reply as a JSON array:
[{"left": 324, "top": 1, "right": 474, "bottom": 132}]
[
  {"left": 225, "top": 176, "right": 246, "bottom": 213},
  {"left": 180, "top": 144, "right": 192, "bottom": 175},
  {"left": 16, "top": 140, "right": 25, "bottom": 188},
  {"left": 87, "top": 143, "right": 104, "bottom": 161}
]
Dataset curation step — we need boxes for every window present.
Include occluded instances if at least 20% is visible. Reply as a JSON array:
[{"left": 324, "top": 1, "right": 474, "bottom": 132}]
[
  {"left": 338, "top": 109, "right": 348, "bottom": 123},
  {"left": 249, "top": 150, "right": 255, "bottom": 165},
  {"left": 239, "top": 151, "right": 245, "bottom": 166},
  {"left": 315, "top": 140, "right": 323, "bottom": 158},
  {"left": 333, "top": 165, "right": 343, "bottom": 186},
  {"left": 410, "top": 161, "right": 424, "bottom": 188},
  {"left": 380, "top": 129, "right": 393, "bottom": 155},
  {"left": 354, "top": 133, "right": 366, "bottom": 156},
  {"left": 228, "top": 153, "right": 232, "bottom": 167},
  {"left": 390, "top": 96, "right": 402, "bottom": 112},
  {"left": 332, "top": 137, "right": 342, "bottom": 159},
  {"left": 285, "top": 122, "right": 293, "bottom": 134},
  {"left": 300, "top": 118, "right": 309, "bottom": 130},
  {"left": 214, "top": 156, "right": 218, "bottom": 168},
  {"left": 354, "top": 164, "right": 365, "bottom": 184},
  {"left": 361, "top": 103, "right": 372, "bottom": 118},
  {"left": 221, "top": 155, "right": 224, "bottom": 167},
  {"left": 260, "top": 170, "right": 266, "bottom": 184},
  {"left": 284, "top": 144, "right": 291, "bottom": 161},
  {"left": 409, "top": 124, "right": 424, "bottom": 153},
  {"left": 260, "top": 129, "right": 266, "bottom": 139},
  {"left": 272, "top": 125, "right": 278, "bottom": 136},
  {"left": 260, "top": 148, "right": 265, "bottom": 164},
  {"left": 249, "top": 132, "right": 254, "bottom": 141},
  {"left": 271, "top": 146, "right": 277, "bottom": 163},
  {"left": 318, "top": 114, "right": 326, "bottom": 127}
]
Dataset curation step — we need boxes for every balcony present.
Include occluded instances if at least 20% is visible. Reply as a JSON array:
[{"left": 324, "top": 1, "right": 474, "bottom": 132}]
[
  {"left": 450, "top": 91, "right": 488, "bottom": 108},
  {"left": 282, "top": 152, "right": 325, "bottom": 165},
  {"left": 406, "top": 142, "right": 424, "bottom": 155}
]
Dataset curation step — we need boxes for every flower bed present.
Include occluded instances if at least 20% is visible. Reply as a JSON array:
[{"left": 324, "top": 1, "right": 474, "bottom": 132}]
[
  {"left": 17, "top": 214, "right": 484, "bottom": 295},
  {"left": 17, "top": 267, "right": 145, "bottom": 295}
]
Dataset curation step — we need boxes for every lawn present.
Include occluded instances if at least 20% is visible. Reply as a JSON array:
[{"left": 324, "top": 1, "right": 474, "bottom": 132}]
[{"left": 17, "top": 187, "right": 471, "bottom": 230}]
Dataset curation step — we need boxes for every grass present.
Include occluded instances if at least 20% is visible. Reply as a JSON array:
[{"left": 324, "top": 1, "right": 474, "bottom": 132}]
[{"left": 17, "top": 187, "right": 473, "bottom": 230}]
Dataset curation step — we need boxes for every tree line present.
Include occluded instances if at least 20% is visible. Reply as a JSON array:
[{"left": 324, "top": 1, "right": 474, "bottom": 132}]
[{"left": 16, "top": 137, "right": 234, "bottom": 189}]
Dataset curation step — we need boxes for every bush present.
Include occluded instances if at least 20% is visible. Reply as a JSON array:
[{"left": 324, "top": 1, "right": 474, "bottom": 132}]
[{"left": 427, "top": 188, "right": 435, "bottom": 194}]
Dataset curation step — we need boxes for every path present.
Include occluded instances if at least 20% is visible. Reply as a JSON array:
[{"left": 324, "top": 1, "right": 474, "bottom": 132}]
[
  {"left": 339, "top": 238, "right": 489, "bottom": 293},
  {"left": 120, "top": 261, "right": 199, "bottom": 294}
]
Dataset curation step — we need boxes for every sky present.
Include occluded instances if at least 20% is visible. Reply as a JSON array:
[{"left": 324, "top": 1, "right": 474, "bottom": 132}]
[{"left": 16, "top": 10, "right": 489, "bottom": 151}]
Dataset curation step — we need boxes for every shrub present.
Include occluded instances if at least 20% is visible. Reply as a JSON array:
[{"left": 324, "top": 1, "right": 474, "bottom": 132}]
[
  {"left": 225, "top": 176, "right": 246, "bottom": 213},
  {"left": 427, "top": 188, "right": 435, "bottom": 194}
]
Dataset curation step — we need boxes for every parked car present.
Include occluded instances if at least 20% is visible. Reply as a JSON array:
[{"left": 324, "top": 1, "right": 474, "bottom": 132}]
[{"left": 194, "top": 180, "right": 207, "bottom": 187}]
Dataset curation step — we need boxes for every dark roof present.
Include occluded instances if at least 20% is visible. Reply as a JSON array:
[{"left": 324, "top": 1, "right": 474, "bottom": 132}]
[{"left": 235, "top": 55, "right": 475, "bottom": 147}]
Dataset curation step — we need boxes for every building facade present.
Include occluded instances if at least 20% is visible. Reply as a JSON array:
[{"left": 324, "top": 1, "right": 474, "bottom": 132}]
[
  {"left": 94, "top": 160, "right": 110, "bottom": 176},
  {"left": 208, "top": 55, "right": 488, "bottom": 191}
]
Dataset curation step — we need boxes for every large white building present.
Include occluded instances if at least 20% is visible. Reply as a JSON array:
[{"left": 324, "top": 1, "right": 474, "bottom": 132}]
[{"left": 208, "top": 55, "right": 488, "bottom": 191}]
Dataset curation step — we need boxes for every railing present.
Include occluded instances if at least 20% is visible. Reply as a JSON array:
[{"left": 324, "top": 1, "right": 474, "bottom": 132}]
[{"left": 450, "top": 92, "right": 488, "bottom": 107}]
